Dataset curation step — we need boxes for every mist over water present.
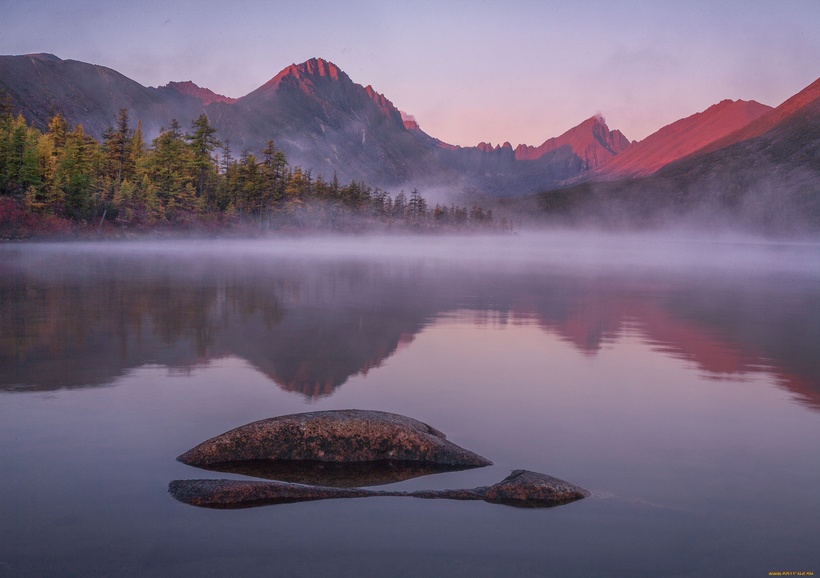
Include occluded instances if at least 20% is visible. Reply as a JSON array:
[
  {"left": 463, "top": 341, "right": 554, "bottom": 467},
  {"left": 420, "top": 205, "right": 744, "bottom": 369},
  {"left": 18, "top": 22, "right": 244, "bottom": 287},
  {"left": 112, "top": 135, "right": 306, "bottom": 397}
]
[
  {"left": 9, "top": 229, "right": 820, "bottom": 274},
  {"left": 1, "top": 233, "right": 819, "bottom": 576}
]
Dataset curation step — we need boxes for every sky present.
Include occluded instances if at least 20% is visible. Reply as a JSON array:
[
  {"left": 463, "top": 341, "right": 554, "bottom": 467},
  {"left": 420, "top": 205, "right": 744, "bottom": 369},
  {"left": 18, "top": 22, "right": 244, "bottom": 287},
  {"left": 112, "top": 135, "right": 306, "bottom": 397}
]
[{"left": 2, "top": 0, "right": 819, "bottom": 146}]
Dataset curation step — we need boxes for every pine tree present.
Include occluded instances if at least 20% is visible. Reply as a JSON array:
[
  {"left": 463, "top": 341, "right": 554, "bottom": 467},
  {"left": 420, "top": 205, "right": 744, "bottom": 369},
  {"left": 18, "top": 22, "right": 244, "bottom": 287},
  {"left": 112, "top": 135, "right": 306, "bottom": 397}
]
[
  {"left": 237, "top": 150, "right": 264, "bottom": 219},
  {"left": 393, "top": 191, "right": 407, "bottom": 219},
  {"left": 42, "top": 114, "right": 70, "bottom": 207},
  {"left": 408, "top": 188, "right": 426, "bottom": 223},
  {"left": 217, "top": 139, "right": 239, "bottom": 213},
  {"left": 0, "top": 90, "right": 13, "bottom": 123},
  {"left": 46, "top": 114, "right": 69, "bottom": 152},
  {"left": 102, "top": 108, "right": 133, "bottom": 184},
  {"left": 261, "top": 139, "right": 287, "bottom": 211},
  {"left": 130, "top": 119, "right": 146, "bottom": 174},
  {"left": 147, "top": 120, "right": 194, "bottom": 215},
  {"left": 187, "top": 114, "right": 221, "bottom": 200},
  {"left": 57, "top": 124, "right": 97, "bottom": 219}
]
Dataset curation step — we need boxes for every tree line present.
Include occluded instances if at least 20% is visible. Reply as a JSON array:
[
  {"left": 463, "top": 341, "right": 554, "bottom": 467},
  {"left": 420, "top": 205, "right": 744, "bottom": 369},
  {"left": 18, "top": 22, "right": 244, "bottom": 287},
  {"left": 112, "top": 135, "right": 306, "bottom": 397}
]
[{"left": 0, "top": 103, "right": 511, "bottom": 235}]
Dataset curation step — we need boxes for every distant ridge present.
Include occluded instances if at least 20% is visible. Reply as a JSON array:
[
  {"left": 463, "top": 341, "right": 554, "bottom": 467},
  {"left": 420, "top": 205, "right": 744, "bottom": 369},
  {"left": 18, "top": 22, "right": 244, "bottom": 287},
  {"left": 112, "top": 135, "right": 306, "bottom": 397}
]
[
  {"left": 23, "top": 52, "right": 62, "bottom": 62},
  {"left": 0, "top": 53, "right": 205, "bottom": 140},
  {"left": 159, "top": 81, "right": 236, "bottom": 105},
  {"left": 682, "top": 77, "right": 820, "bottom": 158},
  {"left": 515, "top": 115, "right": 630, "bottom": 169},
  {"left": 530, "top": 75, "right": 820, "bottom": 234},
  {"left": 592, "top": 99, "right": 772, "bottom": 179}
]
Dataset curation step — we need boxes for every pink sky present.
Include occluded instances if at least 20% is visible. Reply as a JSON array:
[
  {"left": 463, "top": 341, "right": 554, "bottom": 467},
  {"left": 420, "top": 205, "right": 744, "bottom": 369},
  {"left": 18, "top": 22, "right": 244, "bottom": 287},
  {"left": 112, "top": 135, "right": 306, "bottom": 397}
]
[{"left": 2, "top": 0, "right": 818, "bottom": 146}]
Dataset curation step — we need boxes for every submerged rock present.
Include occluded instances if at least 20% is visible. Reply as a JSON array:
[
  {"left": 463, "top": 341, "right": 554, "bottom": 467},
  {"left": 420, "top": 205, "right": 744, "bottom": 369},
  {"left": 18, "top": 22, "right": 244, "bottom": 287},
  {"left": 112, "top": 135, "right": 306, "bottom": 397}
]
[
  {"left": 169, "top": 478, "right": 374, "bottom": 509},
  {"left": 177, "top": 410, "right": 493, "bottom": 485},
  {"left": 169, "top": 469, "right": 590, "bottom": 509}
]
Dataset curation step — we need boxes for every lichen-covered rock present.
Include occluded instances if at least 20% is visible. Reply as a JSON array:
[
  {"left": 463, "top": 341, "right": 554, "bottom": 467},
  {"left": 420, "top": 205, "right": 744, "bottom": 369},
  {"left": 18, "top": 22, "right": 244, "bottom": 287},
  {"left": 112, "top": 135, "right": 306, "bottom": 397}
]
[
  {"left": 480, "top": 470, "right": 591, "bottom": 507},
  {"left": 177, "top": 410, "right": 492, "bottom": 472},
  {"left": 169, "top": 469, "right": 590, "bottom": 509}
]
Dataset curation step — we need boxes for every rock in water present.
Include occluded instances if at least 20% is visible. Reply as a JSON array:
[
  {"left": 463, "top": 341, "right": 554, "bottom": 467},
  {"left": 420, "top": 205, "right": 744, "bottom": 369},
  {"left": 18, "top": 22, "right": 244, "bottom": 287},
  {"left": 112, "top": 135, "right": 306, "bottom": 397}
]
[
  {"left": 177, "top": 410, "right": 493, "bottom": 474},
  {"left": 168, "top": 470, "right": 590, "bottom": 509},
  {"left": 480, "top": 469, "right": 591, "bottom": 507},
  {"left": 168, "top": 479, "right": 375, "bottom": 509}
]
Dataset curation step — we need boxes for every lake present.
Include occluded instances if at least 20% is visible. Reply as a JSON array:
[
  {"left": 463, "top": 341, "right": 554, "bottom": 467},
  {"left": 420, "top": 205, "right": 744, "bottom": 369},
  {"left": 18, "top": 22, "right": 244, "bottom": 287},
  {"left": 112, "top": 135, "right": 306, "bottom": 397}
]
[{"left": 1, "top": 233, "right": 819, "bottom": 577}]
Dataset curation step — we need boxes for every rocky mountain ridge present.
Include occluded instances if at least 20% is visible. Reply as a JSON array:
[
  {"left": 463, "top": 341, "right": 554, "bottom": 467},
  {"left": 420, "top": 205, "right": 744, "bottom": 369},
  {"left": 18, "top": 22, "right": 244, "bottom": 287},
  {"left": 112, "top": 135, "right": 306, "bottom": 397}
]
[
  {"left": 1, "top": 53, "right": 815, "bottom": 203},
  {"left": 590, "top": 99, "right": 773, "bottom": 179},
  {"left": 160, "top": 81, "right": 237, "bottom": 105},
  {"left": 533, "top": 76, "right": 820, "bottom": 233}
]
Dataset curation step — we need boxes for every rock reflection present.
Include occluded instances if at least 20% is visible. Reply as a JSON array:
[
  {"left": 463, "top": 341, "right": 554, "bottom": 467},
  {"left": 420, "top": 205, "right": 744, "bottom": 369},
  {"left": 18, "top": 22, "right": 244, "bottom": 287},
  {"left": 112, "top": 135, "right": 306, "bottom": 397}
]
[{"left": 192, "top": 459, "right": 477, "bottom": 488}]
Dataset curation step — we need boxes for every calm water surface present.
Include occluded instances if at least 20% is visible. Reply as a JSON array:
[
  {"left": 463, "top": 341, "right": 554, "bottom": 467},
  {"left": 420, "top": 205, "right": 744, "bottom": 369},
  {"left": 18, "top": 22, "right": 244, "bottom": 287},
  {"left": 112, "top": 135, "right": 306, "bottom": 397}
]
[{"left": 1, "top": 234, "right": 819, "bottom": 577}]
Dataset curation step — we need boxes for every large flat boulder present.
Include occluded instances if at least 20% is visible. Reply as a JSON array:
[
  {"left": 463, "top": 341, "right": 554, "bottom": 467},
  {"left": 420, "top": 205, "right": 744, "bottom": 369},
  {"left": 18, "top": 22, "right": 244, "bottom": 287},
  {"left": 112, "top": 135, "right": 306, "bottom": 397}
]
[{"left": 177, "top": 410, "right": 492, "bottom": 486}]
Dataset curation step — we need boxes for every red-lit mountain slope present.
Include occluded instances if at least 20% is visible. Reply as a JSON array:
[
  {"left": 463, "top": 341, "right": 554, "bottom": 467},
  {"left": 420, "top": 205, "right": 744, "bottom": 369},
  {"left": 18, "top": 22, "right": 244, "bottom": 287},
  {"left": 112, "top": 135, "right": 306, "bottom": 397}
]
[
  {"left": 515, "top": 114, "right": 630, "bottom": 170},
  {"left": 686, "top": 77, "right": 820, "bottom": 158},
  {"left": 593, "top": 99, "right": 771, "bottom": 179}
]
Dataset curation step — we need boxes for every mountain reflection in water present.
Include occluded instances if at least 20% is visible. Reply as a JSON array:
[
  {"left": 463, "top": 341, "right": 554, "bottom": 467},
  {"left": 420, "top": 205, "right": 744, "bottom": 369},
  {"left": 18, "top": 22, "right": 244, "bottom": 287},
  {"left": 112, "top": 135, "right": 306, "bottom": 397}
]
[{"left": 1, "top": 240, "right": 818, "bottom": 409}]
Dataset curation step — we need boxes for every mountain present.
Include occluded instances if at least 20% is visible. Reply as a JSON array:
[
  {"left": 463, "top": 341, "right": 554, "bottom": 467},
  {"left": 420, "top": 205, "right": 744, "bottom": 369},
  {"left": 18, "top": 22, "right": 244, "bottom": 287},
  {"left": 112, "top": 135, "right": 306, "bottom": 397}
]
[
  {"left": 2, "top": 52, "right": 814, "bottom": 207},
  {"left": 649, "top": 76, "right": 820, "bottom": 228},
  {"left": 687, "top": 77, "right": 820, "bottom": 157},
  {"left": 514, "top": 114, "right": 630, "bottom": 168},
  {"left": 406, "top": 114, "right": 631, "bottom": 197},
  {"left": 1, "top": 53, "right": 636, "bottom": 194},
  {"left": 0, "top": 53, "right": 204, "bottom": 139},
  {"left": 206, "top": 57, "right": 439, "bottom": 186},
  {"left": 592, "top": 99, "right": 772, "bottom": 179},
  {"left": 530, "top": 76, "right": 820, "bottom": 233}
]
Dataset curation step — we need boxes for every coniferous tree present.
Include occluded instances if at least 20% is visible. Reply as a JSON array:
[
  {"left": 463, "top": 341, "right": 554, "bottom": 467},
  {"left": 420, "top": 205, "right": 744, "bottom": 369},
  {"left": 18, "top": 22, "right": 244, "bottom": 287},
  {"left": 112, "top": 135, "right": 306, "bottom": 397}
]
[
  {"left": 41, "top": 114, "right": 71, "bottom": 209},
  {"left": 57, "top": 124, "right": 97, "bottom": 219},
  {"left": 237, "top": 150, "right": 264, "bottom": 219},
  {"left": 393, "top": 191, "right": 407, "bottom": 219},
  {"left": 187, "top": 114, "right": 221, "bottom": 200},
  {"left": 0, "top": 112, "right": 505, "bottom": 234},
  {"left": 219, "top": 140, "right": 241, "bottom": 214},
  {"left": 285, "top": 166, "right": 305, "bottom": 205},
  {"left": 261, "top": 139, "right": 287, "bottom": 212},
  {"left": 130, "top": 119, "right": 145, "bottom": 166},
  {"left": 408, "top": 188, "right": 426, "bottom": 223},
  {"left": 147, "top": 120, "right": 193, "bottom": 216},
  {"left": 0, "top": 90, "right": 13, "bottom": 122},
  {"left": 3, "top": 114, "right": 29, "bottom": 194},
  {"left": 19, "top": 127, "right": 43, "bottom": 200},
  {"left": 102, "top": 108, "right": 134, "bottom": 184}
]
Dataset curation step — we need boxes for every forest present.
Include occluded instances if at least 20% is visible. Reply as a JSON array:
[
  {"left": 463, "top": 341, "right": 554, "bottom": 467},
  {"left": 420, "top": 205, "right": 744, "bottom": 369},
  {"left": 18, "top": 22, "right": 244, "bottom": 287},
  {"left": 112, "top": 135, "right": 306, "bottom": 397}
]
[{"left": 0, "top": 103, "right": 507, "bottom": 237}]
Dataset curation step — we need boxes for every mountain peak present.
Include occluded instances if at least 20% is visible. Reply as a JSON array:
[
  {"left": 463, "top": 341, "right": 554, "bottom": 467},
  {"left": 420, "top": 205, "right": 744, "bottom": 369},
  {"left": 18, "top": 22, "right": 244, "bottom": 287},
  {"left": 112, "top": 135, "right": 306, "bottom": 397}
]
[
  {"left": 514, "top": 115, "right": 630, "bottom": 168},
  {"left": 276, "top": 57, "right": 345, "bottom": 83},
  {"left": 244, "top": 57, "right": 354, "bottom": 101},
  {"left": 239, "top": 57, "right": 405, "bottom": 129},
  {"left": 580, "top": 113, "right": 606, "bottom": 126}
]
